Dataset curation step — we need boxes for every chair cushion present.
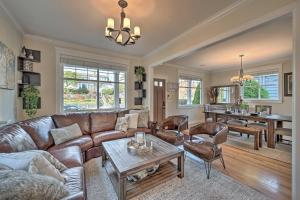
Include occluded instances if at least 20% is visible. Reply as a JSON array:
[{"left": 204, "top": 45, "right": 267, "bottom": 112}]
[
  {"left": 126, "top": 128, "right": 152, "bottom": 137},
  {"left": 184, "top": 140, "right": 221, "bottom": 160},
  {"left": 156, "top": 130, "right": 184, "bottom": 146},
  {"left": 62, "top": 167, "right": 85, "bottom": 200},
  {"left": 52, "top": 113, "right": 90, "bottom": 135},
  {"left": 0, "top": 124, "right": 37, "bottom": 153},
  {"left": 90, "top": 112, "right": 117, "bottom": 133},
  {"left": 92, "top": 130, "right": 126, "bottom": 146},
  {"left": 48, "top": 146, "right": 83, "bottom": 168},
  {"left": 18, "top": 116, "right": 55, "bottom": 150},
  {"left": 48, "top": 135, "right": 93, "bottom": 153}
]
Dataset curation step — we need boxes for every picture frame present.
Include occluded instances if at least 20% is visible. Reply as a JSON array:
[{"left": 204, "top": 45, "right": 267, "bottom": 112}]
[{"left": 284, "top": 72, "right": 292, "bottom": 96}]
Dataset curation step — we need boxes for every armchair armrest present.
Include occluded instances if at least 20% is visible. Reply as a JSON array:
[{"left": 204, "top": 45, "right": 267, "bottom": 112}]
[
  {"left": 178, "top": 118, "right": 188, "bottom": 132},
  {"left": 158, "top": 118, "right": 174, "bottom": 130}
]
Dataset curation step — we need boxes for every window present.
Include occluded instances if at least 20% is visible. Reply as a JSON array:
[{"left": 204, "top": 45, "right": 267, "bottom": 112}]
[
  {"left": 178, "top": 77, "right": 202, "bottom": 106},
  {"left": 63, "top": 64, "right": 126, "bottom": 111},
  {"left": 217, "top": 87, "right": 231, "bottom": 103},
  {"left": 243, "top": 71, "right": 280, "bottom": 101}
]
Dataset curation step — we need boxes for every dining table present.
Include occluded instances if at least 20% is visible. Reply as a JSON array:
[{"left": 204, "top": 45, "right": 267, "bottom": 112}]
[{"left": 204, "top": 110, "right": 292, "bottom": 148}]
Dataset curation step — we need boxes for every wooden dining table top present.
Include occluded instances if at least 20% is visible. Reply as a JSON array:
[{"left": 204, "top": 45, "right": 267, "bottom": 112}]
[{"left": 204, "top": 110, "right": 292, "bottom": 122}]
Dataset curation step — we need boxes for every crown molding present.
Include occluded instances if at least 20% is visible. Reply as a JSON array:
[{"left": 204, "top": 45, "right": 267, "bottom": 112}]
[
  {"left": 24, "top": 34, "right": 142, "bottom": 62},
  {"left": 0, "top": 0, "right": 25, "bottom": 34}
]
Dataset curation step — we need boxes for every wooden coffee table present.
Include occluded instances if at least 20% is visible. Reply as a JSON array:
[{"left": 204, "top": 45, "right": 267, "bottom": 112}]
[{"left": 102, "top": 134, "right": 184, "bottom": 200}]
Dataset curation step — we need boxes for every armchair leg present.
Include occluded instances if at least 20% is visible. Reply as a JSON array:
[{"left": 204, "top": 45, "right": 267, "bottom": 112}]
[
  {"left": 204, "top": 161, "right": 212, "bottom": 179},
  {"left": 220, "top": 154, "right": 226, "bottom": 169}
]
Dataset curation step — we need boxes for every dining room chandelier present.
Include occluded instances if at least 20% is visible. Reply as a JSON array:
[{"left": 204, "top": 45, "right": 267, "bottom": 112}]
[
  {"left": 230, "top": 55, "right": 253, "bottom": 86},
  {"left": 105, "top": 0, "right": 141, "bottom": 46}
]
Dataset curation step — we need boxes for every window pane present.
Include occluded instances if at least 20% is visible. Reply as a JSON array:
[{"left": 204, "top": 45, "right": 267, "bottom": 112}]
[
  {"left": 179, "top": 87, "right": 189, "bottom": 105},
  {"left": 217, "top": 87, "right": 230, "bottom": 103},
  {"left": 99, "top": 70, "right": 115, "bottom": 82},
  {"left": 99, "top": 83, "right": 115, "bottom": 109},
  {"left": 119, "top": 83, "right": 126, "bottom": 108},
  {"left": 191, "top": 82, "right": 201, "bottom": 104},
  {"left": 118, "top": 72, "right": 125, "bottom": 83},
  {"left": 63, "top": 80, "right": 97, "bottom": 111}
]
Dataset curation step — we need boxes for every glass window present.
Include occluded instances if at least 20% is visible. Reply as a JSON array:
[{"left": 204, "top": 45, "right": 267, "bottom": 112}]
[
  {"left": 63, "top": 64, "right": 126, "bottom": 111},
  {"left": 243, "top": 72, "right": 279, "bottom": 101},
  {"left": 217, "top": 87, "right": 231, "bottom": 103},
  {"left": 178, "top": 78, "right": 202, "bottom": 106}
]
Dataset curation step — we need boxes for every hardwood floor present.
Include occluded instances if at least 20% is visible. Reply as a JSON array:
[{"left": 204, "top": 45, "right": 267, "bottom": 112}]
[{"left": 212, "top": 145, "right": 291, "bottom": 200}]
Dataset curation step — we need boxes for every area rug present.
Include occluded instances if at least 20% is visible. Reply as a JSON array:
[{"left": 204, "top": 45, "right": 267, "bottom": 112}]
[
  {"left": 85, "top": 157, "right": 270, "bottom": 200},
  {"left": 224, "top": 132, "right": 292, "bottom": 164}
]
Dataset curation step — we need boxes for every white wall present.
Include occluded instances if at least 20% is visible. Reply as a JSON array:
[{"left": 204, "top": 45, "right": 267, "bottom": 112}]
[
  {"left": 209, "top": 59, "right": 292, "bottom": 116},
  {"left": 0, "top": 5, "right": 23, "bottom": 123},
  {"left": 153, "top": 64, "right": 210, "bottom": 124},
  {"left": 20, "top": 35, "right": 144, "bottom": 120}
]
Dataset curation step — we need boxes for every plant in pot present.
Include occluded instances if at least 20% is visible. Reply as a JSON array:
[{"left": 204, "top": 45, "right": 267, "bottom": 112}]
[
  {"left": 21, "top": 85, "right": 40, "bottom": 119},
  {"left": 135, "top": 66, "right": 145, "bottom": 82},
  {"left": 240, "top": 102, "right": 249, "bottom": 115}
]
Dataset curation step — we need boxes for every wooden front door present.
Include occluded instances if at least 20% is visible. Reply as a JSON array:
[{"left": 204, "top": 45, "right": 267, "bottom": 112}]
[{"left": 153, "top": 79, "right": 166, "bottom": 122}]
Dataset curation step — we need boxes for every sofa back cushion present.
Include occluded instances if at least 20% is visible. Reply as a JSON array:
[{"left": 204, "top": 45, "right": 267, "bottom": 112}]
[
  {"left": 18, "top": 116, "right": 55, "bottom": 150},
  {"left": 90, "top": 112, "right": 117, "bottom": 133},
  {"left": 0, "top": 124, "right": 37, "bottom": 153},
  {"left": 52, "top": 113, "right": 90, "bottom": 134}
]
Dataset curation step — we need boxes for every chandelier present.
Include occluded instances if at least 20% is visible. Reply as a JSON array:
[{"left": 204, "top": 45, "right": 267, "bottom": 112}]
[
  {"left": 230, "top": 55, "right": 253, "bottom": 86},
  {"left": 105, "top": 0, "right": 141, "bottom": 46}
]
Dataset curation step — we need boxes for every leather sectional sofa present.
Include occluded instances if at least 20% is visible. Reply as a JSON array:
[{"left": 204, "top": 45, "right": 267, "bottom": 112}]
[{"left": 0, "top": 110, "right": 155, "bottom": 200}]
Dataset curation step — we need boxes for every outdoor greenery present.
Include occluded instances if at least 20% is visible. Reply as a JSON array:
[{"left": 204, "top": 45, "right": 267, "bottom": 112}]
[
  {"left": 192, "top": 83, "right": 201, "bottom": 104},
  {"left": 243, "top": 80, "right": 269, "bottom": 99},
  {"left": 21, "top": 85, "right": 40, "bottom": 118},
  {"left": 135, "top": 66, "right": 145, "bottom": 82}
]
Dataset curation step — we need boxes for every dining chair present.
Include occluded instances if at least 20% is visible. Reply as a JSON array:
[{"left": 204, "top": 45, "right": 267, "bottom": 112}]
[{"left": 247, "top": 105, "right": 272, "bottom": 142}]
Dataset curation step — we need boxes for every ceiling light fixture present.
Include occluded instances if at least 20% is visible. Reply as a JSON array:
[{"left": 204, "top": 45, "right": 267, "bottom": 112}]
[
  {"left": 105, "top": 0, "right": 141, "bottom": 46},
  {"left": 230, "top": 55, "right": 253, "bottom": 86}
]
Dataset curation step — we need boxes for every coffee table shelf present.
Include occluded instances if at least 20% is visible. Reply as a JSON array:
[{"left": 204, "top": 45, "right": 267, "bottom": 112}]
[{"left": 105, "top": 160, "right": 180, "bottom": 199}]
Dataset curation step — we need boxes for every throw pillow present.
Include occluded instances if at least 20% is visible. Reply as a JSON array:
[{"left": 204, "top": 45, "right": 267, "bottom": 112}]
[
  {"left": 115, "top": 116, "right": 129, "bottom": 132},
  {"left": 0, "top": 170, "right": 68, "bottom": 200},
  {"left": 50, "top": 123, "right": 82, "bottom": 145},
  {"left": 28, "top": 155, "right": 67, "bottom": 183},
  {"left": 129, "top": 110, "right": 149, "bottom": 128},
  {"left": 125, "top": 113, "right": 139, "bottom": 129}
]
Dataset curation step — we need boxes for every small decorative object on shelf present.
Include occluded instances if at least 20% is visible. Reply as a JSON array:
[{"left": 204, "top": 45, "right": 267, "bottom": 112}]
[
  {"left": 21, "top": 85, "right": 40, "bottom": 119},
  {"left": 134, "top": 66, "right": 146, "bottom": 105},
  {"left": 20, "top": 46, "right": 27, "bottom": 58}
]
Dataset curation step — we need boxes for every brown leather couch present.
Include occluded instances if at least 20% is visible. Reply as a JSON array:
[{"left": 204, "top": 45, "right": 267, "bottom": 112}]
[{"left": 0, "top": 110, "right": 155, "bottom": 200}]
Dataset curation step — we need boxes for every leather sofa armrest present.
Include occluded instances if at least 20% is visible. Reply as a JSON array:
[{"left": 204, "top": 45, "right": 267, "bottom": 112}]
[{"left": 48, "top": 146, "right": 83, "bottom": 168}]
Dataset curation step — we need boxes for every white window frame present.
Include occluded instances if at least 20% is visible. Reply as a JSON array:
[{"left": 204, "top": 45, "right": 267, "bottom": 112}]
[
  {"left": 56, "top": 48, "right": 129, "bottom": 113},
  {"left": 242, "top": 64, "right": 283, "bottom": 104},
  {"left": 177, "top": 76, "right": 203, "bottom": 108}
]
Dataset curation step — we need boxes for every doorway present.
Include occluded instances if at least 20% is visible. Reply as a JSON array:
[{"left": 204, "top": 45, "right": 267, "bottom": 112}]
[{"left": 153, "top": 78, "right": 166, "bottom": 122}]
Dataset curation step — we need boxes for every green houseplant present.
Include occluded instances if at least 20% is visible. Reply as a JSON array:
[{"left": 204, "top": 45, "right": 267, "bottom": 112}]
[
  {"left": 135, "top": 66, "right": 145, "bottom": 82},
  {"left": 21, "top": 85, "right": 40, "bottom": 118}
]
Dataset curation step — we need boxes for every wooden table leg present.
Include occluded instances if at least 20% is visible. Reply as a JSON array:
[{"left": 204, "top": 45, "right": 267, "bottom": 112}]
[
  {"left": 118, "top": 175, "right": 126, "bottom": 200},
  {"left": 259, "top": 131, "right": 262, "bottom": 148},
  {"left": 102, "top": 150, "right": 107, "bottom": 167},
  {"left": 254, "top": 133, "right": 259, "bottom": 150},
  {"left": 267, "top": 120, "right": 275, "bottom": 148},
  {"left": 178, "top": 152, "right": 184, "bottom": 178}
]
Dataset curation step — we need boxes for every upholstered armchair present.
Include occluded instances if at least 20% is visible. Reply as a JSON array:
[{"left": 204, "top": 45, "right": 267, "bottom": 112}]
[
  {"left": 154, "top": 115, "right": 188, "bottom": 146},
  {"left": 183, "top": 122, "right": 228, "bottom": 179}
]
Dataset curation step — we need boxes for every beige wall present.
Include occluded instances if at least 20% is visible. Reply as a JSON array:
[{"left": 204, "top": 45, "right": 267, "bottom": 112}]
[
  {"left": 209, "top": 59, "right": 293, "bottom": 116},
  {"left": 0, "top": 6, "right": 23, "bottom": 123},
  {"left": 20, "top": 36, "right": 144, "bottom": 120},
  {"left": 153, "top": 64, "right": 210, "bottom": 124}
]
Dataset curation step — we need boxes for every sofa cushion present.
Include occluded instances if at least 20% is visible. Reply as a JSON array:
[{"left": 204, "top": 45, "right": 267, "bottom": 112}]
[
  {"left": 129, "top": 110, "right": 149, "bottom": 128},
  {"left": 51, "top": 123, "right": 83, "bottom": 145},
  {"left": 126, "top": 128, "right": 152, "bottom": 137},
  {"left": 18, "top": 116, "right": 55, "bottom": 150},
  {"left": 48, "top": 146, "right": 83, "bottom": 168},
  {"left": 52, "top": 113, "right": 90, "bottom": 134},
  {"left": 0, "top": 170, "right": 69, "bottom": 200},
  {"left": 62, "top": 167, "right": 85, "bottom": 200},
  {"left": 117, "top": 110, "right": 129, "bottom": 117},
  {"left": 48, "top": 135, "right": 93, "bottom": 153},
  {"left": 0, "top": 124, "right": 37, "bottom": 153},
  {"left": 92, "top": 130, "right": 126, "bottom": 146},
  {"left": 90, "top": 112, "right": 117, "bottom": 133}
]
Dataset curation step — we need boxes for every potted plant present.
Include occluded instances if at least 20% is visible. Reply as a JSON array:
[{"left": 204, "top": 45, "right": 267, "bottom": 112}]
[
  {"left": 21, "top": 85, "right": 40, "bottom": 118},
  {"left": 135, "top": 66, "right": 145, "bottom": 82},
  {"left": 240, "top": 102, "right": 249, "bottom": 114}
]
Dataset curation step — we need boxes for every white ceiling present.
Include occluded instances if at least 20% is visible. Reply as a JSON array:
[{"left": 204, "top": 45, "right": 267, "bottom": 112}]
[
  {"left": 1, "top": 0, "right": 239, "bottom": 57},
  {"left": 168, "top": 15, "right": 293, "bottom": 71}
]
